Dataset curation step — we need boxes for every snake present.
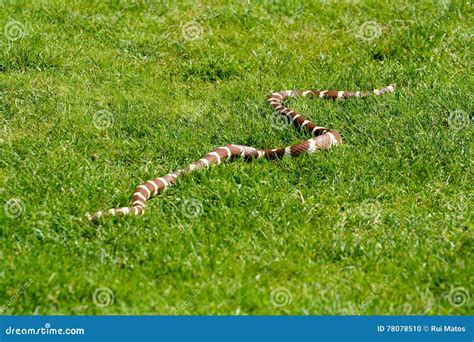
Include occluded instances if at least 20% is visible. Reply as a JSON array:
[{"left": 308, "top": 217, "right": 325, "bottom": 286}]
[{"left": 85, "top": 84, "right": 395, "bottom": 221}]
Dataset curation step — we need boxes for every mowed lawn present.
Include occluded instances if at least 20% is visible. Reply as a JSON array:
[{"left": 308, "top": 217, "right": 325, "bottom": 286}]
[{"left": 0, "top": 0, "right": 472, "bottom": 315}]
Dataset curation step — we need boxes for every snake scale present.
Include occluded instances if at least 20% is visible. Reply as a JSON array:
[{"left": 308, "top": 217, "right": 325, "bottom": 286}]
[{"left": 85, "top": 84, "right": 395, "bottom": 221}]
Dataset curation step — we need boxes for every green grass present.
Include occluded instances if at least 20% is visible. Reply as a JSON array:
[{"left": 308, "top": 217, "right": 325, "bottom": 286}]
[{"left": 0, "top": 0, "right": 472, "bottom": 315}]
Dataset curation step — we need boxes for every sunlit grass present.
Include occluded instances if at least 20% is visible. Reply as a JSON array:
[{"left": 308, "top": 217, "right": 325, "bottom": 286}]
[{"left": 0, "top": 0, "right": 472, "bottom": 315}]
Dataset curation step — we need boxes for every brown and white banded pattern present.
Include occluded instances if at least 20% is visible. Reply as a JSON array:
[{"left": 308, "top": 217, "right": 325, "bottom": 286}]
[{"left": 85, "top": 84, "right": 395, "bottom": 221}]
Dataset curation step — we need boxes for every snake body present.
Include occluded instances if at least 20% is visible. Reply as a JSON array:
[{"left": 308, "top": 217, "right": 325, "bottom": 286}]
[{"left": 85, "top": 84, "right": 395, "bottom": 221}]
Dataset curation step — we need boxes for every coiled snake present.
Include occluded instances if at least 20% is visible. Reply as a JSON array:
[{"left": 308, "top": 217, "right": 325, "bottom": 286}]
[{"left": 85, "top": 84, "right": 395, "bottom": 221}]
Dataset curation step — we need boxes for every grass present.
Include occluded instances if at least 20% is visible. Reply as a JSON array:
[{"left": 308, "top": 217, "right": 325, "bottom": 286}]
[{"left": 0, "top": 0, "right": 472, "bottom": 315}]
